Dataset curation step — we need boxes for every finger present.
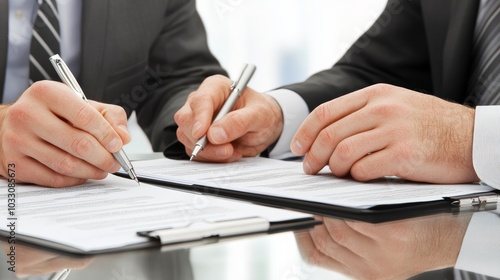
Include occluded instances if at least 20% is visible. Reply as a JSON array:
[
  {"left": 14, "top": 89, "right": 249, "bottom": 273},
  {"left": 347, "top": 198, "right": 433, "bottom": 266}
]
[
  {"left": 177, "top": 127, "right": 241, "bottom": 162},
  {"left": 294, "top": 231, "right": 334, "bottom": 266},
  {"left": 23, "top": 137, "right": 108, "bottom": 180},
  {"left": 324, "top": 219, "right": 377, "bottom": 258},
  {"left": 207, "top": 97, "right": 269, "bottom": 145},
  {"left": 90, "top": 101, "right": 131, "bottom": 145},
  {"left": 328, "top": 129, "right": 389, "bottom": 177},
  {"left": 15, "top": 157, "right": 87, "bottom": 188},
  {"left": 39, "top": 83, "right": 123, "bottom": 153},
  {"left": 291, "top": 89, "right": 371, "bottom": 155},
  {"left": 301, "top": 107, "right": 381, "bottom": 175},
  {"left": 186, "top": 75, "right": 233, "bottom": 139},
  {"left": 349, "top": 148, "right": 401, "bottom": 181},
  {"left": 33, "top": 114, "right": 120, "bottom": 173}
]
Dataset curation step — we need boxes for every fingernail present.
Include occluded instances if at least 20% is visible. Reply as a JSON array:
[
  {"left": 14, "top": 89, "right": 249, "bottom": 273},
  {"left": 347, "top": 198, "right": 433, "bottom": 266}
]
[
  {"left": 210, "top": 127, "right": 227, "bottom": 143},
  {"left": 303, "top": 162, "right": 312, "bottom": 174},
  {"left": 108, "top": 137, "right": 121, "bottom": 152},
  {"left": 291, "top": 140, "right": 303, "bottom": 154},
  {"left": 192, "top": 121, "right": 202, "bottom": 136},
  {"left": 118, "top": 125, "right": 130, "bottom": 137}
]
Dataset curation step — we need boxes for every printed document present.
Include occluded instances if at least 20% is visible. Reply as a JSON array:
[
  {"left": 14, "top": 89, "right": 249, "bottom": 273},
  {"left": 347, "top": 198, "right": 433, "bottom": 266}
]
[
  {"left": 131, "top": 157, "right": 495, "bottom": 209},
  {"left": 0, "top": 175, "right": 311, "bottom": 253}
]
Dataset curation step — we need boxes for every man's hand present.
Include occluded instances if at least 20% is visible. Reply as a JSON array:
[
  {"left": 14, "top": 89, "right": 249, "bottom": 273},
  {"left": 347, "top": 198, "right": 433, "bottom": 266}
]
[
  {"left": 0, "top": 81, "right": 131, "bottom": 187},
  {"left": 295, "top": 214, "right": 471, "bottom": 279},
  {"left": 175, "top": 75, "right": 284, "bottom": 162},
  {"left": 291, "top": 84, "right": 479, "bottom": 184}
]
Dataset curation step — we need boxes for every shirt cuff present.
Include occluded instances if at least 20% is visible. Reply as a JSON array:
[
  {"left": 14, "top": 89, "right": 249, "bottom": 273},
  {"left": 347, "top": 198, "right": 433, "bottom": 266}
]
[
  {"left": 473, "top": 106, "right": 500, "bottom": 189},
  {"left": 265, "top": 89, "right": 309, "bottom": 159}
]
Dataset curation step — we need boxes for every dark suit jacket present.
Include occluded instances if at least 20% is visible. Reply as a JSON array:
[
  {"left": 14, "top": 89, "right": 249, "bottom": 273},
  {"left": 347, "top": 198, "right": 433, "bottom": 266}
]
[
  {"left": 284, "top": 0, "right": 480, "bottom": 110},
  {"left": 0, "top": 0, "right": 226, "bottom": 151}
]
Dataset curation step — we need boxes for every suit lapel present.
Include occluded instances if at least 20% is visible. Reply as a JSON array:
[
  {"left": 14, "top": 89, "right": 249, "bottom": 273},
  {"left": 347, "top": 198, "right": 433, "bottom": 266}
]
[
  {"left": 0, "top": 0, "right": 9, "bottom": 100},
  {"left": 80, "top": 0, "right": 110, "bottom": 101}
]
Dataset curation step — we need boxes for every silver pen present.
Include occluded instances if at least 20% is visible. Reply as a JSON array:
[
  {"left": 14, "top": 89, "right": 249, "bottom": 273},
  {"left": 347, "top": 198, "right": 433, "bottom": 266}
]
[
  {"left": 190, "top": 64, "right": 256, "bottom": 161},
  {"left": 49, "top": 54, "right": 140, "bottom": 185},
  {"left": 50, "top": 268, "right": 71, "bottom": 280}
]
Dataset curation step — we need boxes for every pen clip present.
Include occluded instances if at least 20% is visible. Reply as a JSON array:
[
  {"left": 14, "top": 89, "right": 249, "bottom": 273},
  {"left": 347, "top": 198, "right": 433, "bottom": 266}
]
[
  {"left": 49, "top": 54, "right": 87, "bottom": 103},
  {"left": 137, "top": 217, "right": 269, "bottom": 245}
]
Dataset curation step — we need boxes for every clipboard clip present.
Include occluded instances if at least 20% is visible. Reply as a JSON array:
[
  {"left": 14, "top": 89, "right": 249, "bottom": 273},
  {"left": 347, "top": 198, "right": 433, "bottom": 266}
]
[
  {"left": 137, "top": 217, "right": 270, "bottom": 245},
  {"left": 449, "top": 192, "right": 499, "bottom": 211}
]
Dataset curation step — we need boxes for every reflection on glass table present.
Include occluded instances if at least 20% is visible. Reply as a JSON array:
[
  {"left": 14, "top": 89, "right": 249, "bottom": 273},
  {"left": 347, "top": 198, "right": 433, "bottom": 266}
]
[{"left": 1, "top": 210, "right": 500, "bottom": 280}]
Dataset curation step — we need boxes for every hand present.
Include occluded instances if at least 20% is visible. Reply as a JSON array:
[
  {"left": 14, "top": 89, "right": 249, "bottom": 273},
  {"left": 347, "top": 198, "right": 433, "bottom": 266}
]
[
  {"left": 291, "top": 84, "right": 479, "bottom": 184},
  {"left": 175, "top": 75, "right": 283, "bottom": 162},
  {"left": 295, "top": 214, "right": 471, "bottom": 279},
  {"left": 0, "top": 81, "right": 131, "bottom": 187},
  {"left": 3, "top": 242, "right": 93, "bottom": 277}
]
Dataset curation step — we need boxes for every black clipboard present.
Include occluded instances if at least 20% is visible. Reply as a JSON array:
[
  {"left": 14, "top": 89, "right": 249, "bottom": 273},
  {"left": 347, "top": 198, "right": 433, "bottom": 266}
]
[{"left": 121, "top": 174, "right": 500, "bottom": 223}]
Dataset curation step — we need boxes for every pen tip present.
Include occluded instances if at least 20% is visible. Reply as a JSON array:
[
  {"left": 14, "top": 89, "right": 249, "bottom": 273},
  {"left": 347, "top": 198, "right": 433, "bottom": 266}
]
[
  {"left": 190, "top": 155, "right": 195, "bottom": 161},
  {"left": 135, "top": 177, "right": 140, "bottom": 185}
]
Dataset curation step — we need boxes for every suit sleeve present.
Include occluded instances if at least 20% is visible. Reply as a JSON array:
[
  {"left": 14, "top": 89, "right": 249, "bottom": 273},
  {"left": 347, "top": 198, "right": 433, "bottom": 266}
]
[
  {"left": 282, "top": 0, "right": 434, "bottom": 111},
  {"left": 135, "top": 0, "right": 227, "bottom": 153}
]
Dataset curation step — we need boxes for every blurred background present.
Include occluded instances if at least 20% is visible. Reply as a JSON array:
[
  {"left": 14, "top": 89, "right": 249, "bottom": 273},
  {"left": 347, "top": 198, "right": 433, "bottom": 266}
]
[{"left": 124, "top": 0, "right": 387, "bottom": 154}]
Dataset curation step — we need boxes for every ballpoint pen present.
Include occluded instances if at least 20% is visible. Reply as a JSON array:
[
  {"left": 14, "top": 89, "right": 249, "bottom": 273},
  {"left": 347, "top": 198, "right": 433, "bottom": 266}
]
[
  {"left": 49, "top": 54, "right": 140, "bottom": 185},
  {"left": 50, "top": 268, "right": 71, "bottom": 280},
  {"left": 190, "top": 64, "right": 256, "bottom": 161}
]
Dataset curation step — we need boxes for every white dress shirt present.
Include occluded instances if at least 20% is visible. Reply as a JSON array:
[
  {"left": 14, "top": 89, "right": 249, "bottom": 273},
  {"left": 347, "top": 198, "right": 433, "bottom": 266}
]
[{"left": 3, "top": 0, "right": 81, "bottom": 103}]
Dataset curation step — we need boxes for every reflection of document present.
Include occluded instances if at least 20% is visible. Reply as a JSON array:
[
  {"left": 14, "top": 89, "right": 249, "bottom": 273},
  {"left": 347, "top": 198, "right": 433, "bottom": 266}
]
[
  {"left": 0, "top": 175, "right": 313, "bottom": 254},
  {"left": 129, "top": 157, "right": 495, "bottom": 209}
]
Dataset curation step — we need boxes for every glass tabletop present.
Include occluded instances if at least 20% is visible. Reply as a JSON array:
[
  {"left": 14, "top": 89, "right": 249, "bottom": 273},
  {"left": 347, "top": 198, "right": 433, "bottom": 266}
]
[{"left": 1, "top": 209, "right": 499, "bottom": 280}]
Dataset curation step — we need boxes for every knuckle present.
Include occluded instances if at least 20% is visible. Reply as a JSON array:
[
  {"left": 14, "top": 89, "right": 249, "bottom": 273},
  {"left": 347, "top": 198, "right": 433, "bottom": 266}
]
[
  {"left": 54, "top": 155, "right": 79, "bottom": 175},
  {"left": 3, "top": 130, "right": 23, "bottom": 149},
  {"left": 313, "top": 103, "right": 333, "bottom": 123},
  {"left": 335, "top": 139, "right": 355, "bottom": 161},
  {"left": 350, "top": 162, "right": 370, "bottom": 181},
  {"left": 107, "top": 104, "right": 128, "bottom": 120},
  {"left": 306, "top": 152, "right": 323, "bottom": 168},
  {"left": 75, "top": 105, "right": 97, "bottom": 127},
  {"left": 71, "top": 135, "right": 93, "bottom": 158},
  {"left": 174, "top": 106, "right": 192, "bottom": 127},
  {"left": 6, "top": 104, "right": 32, "bottom": 125},
  {"left": 207, "top": 74, "right": 229, "bottom": 85},
  {"left": 327, "top": 228, "right": 349, "bottom": 246},
  {"left": 49, "top": 174, "right": 68, "bottom": 188},
  {"left": 97, "top": 127, "right": 116, "bottom": 144},
  {"left": 367, "top": 83, "right": 392, "bottom": 96},
  {"left": 370, "top": 102, "right": 399, "bottom": 118},
  {"left": 317, "top": 128, "right": 336, "bottom": 148},
  {"left": 28, "top": 81, "right": 52, "bottom": 97}
]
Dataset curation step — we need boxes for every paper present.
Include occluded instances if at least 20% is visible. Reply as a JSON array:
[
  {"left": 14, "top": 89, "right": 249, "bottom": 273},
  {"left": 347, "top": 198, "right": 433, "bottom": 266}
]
[
  {"left": 131, "top": 157, "right": 495, "bottom": 209},
  {"left": 0, "top": 175, "right": 311, "bottom": 253}
]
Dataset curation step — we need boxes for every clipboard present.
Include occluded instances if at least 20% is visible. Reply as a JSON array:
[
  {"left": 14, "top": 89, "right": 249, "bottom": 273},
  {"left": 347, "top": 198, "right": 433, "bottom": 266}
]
[
  {"left": 122, "top": 174, "right": 498, "bottom": 223},
  {"left": 0, "top": 175, "right": 318, "bottom": 256}
]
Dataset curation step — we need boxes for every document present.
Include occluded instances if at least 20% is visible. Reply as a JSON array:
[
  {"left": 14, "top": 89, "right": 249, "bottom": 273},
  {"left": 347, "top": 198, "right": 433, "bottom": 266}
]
[
  {"left": 129, "top": 157, "right": 496, "bottom": 209},
  {"left": 0, "top": 175, "right": 313, "bottom": 254}
]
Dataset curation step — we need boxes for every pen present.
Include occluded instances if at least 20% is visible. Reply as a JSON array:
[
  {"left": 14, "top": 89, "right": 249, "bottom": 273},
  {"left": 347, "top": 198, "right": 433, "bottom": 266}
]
[
  {"left": 50, "top": 268, "right": 71, "bottom": 280},
  {"left": 49, "top": 54, "right": 140, "bottom": 185},
  {"left": 190, "top": 64, "right": 256, "bottom": 161}
]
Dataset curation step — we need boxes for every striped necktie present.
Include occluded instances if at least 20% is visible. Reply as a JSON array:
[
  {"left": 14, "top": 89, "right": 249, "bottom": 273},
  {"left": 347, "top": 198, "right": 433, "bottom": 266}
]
[
  {"left": 467, "top": 0, "right": 500, "bottom": 105},
  {"left": 29, "top": 0, "right": 61, "bottom": 84}
]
